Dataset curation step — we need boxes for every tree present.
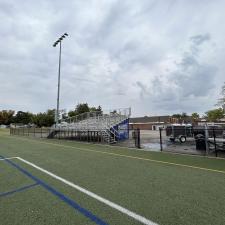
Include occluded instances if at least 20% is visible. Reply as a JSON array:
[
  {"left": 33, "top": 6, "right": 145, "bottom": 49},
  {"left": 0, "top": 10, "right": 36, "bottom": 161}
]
[
  {"left": 32, "top": 109, "right": 55, "bottom": 127},
  {"left": 217, "top": 82, "right": 225, "bottom": 109},
  {"left": 68, "top": 103, "right": 103, "bottom": 118},
  {"left": 75, "top": 103, "right": 90, "bottom": 114},
  {"left": 96, "top": 105, "right": 103, "bottom": 115},
  {"left": 191, "top": 112, "right": 200, "bottom": 121},
  {"left": 68, "top": 103, "right": 89, "bottom": 117},
  {"left": 181, "top": 112, "right": 188, "bottom": 118},
  {"left": 89, "top": 105, "right": 103, "bottom": 115},
  {"left": 13, "top": 111, "right": 33, "bottom": 124},
  {"left": 172, "top": 113, "right": 190, "bottom": 123},
  {"left": 172, "top": 113, "right": 189, "bottom": 118},
  {"left": 172, "top": 114, "right": 182, "bottom": 119},
  {"left": 205, "top": 108, "right": 225, "bottom": 122},
  {"left": 68, "top": 110, "right": 76, "bottom": 118},
  {"left": 0, "top": 110, "right": 15, "bottom": 125}
]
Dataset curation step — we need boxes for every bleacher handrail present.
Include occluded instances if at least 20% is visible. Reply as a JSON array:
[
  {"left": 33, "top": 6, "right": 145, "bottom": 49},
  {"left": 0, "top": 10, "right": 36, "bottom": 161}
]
[{"left": 59, "top": 107, "right": 131, "bottom": 124}]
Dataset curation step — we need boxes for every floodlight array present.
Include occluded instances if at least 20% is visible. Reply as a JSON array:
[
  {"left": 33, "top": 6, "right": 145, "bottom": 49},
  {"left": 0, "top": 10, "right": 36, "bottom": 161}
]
[{"left": 53, "top": 33, "right": 68, "bottom": 47}]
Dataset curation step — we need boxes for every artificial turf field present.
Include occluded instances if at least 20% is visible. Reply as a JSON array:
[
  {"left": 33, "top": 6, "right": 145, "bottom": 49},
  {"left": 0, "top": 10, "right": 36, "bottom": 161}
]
[{"left": 0, "top": 129, "right": 225, "bottom": 225}]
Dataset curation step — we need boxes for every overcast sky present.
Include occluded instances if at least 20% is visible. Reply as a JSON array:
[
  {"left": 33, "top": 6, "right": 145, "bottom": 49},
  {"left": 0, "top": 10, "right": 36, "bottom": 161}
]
[{"left": 0, "top": 0, "right": 225, "bottom": 116}]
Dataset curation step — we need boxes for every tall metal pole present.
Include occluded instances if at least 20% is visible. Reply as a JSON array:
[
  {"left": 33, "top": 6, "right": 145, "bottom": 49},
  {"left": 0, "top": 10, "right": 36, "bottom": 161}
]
[
  {"left": 53, "top": 33, "right": 68, "bottom": 127},
  {"left": 56, "top": 41, "right": 62, "bottom": 126}
]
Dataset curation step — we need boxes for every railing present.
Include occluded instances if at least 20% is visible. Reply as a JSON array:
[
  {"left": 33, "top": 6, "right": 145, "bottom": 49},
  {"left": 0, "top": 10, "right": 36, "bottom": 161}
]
[
  {"left": 57, "top": 107, "right": 131, "bottom": 143},
  {"left": 59, "top": 107, "right": 131, "bottom": 125}
]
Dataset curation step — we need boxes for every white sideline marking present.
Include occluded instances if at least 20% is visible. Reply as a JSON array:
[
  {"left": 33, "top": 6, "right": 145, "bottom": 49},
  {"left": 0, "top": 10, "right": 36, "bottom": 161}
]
[
  {"left": 0, "top": 157, "right": 18, "bottom": 161},
  {"left": 15, "top": 157, "right": 158, "bottom": 225}
]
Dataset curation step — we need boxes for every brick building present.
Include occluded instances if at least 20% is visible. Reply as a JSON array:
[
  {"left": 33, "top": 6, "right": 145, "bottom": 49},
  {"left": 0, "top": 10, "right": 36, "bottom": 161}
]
[
  {"left": 129, "top": 116, "right": 178, "bottom": 130},
  {"left": 130, "top": 115, "right": 225, "bottom": 130}
]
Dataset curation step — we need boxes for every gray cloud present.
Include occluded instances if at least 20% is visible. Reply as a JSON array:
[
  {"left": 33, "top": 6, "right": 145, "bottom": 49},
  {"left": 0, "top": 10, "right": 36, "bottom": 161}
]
[
  {"left": 190, "top": 34, "right": 211, "bottom": 46},
  {"left": 0, "top": 0, "right": 225, "bottom": 116},
  {"left": 132, "top": 32, "right": 218, "bottom": 115}
]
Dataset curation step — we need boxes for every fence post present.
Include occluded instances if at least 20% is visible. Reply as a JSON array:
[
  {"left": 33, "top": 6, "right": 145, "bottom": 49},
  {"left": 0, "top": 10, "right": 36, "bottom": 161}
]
[
  {"left": 204, "top": 125, "right": 209, "bottom": 155},
  {"left": 159, "top": 128, "right": 163, "bottom": 151},
  {"left": 137, "top": 128, "right": 141, "bottom": 149},
  {"left": 213, "top": 128, "right": 217, "bottom": 157}
]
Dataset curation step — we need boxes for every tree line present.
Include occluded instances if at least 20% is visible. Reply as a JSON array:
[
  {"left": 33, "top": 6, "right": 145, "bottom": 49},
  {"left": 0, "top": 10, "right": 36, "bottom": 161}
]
[
  {"left": 0, "top": 103, "right": 102, "bottom": 127},
  {"left": 172, "top": 110, "right": 224, "bottom": 123}
]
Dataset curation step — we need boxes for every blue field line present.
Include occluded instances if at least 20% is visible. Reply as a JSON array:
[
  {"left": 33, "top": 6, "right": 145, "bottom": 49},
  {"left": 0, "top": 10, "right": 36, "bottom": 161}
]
[
  {"left": 0, "top": 183, "right": 39, "bottom": 198},
  {"left": 0, "top": 155, "right": 109, "bottom": 225}
]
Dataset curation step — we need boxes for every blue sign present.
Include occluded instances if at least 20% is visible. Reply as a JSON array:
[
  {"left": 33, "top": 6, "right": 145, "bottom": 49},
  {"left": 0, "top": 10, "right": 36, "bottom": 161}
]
[{"left": 112, "top": 118, "right": 129, "bottom": 141}]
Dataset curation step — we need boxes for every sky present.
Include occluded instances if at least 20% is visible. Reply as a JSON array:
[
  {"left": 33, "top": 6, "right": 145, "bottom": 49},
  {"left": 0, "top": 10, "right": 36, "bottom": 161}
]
[{"left": 0, "top": 0, "right": 225, "bottom": 117}]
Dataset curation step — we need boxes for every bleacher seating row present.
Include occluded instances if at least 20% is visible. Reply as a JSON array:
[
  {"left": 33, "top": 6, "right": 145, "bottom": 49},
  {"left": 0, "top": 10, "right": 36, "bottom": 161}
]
[{"left": 56, "top": 108, "right": 131, "bottom": 143}]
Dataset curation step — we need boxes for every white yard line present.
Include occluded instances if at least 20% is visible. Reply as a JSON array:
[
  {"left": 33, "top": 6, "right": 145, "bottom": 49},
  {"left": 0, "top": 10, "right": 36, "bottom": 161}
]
[
  {"left": 15, "top": 156, "right": 158, "bottom": 225},
  {"left": 0, "top": 157, "right": 19, "bottom": 161}
]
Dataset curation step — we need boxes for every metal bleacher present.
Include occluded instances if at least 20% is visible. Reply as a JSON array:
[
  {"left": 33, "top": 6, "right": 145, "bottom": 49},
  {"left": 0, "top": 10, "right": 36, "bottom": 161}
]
[{"left": 56, "top": 108, "right": 131, "bottom": 143}]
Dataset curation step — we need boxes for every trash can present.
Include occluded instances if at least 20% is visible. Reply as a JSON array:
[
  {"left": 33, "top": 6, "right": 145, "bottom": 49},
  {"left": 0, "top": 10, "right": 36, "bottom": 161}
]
[{"left": 195, "top": 134, "right": 206, "bottom": 150}]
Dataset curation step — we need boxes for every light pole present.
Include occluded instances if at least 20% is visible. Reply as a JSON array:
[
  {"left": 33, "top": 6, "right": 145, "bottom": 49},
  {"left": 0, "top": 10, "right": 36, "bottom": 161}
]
[{"left": 53, "top": 33, "right": 68, "bottom": 126}]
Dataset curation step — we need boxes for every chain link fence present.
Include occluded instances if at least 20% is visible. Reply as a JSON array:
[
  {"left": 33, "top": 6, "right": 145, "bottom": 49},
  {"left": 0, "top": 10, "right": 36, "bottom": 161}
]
[
  {"left": 10, "top": 127, "right": 225, "bottom": 157},
  {"left": 127, "top": 127, "right": 225, "bottom": 157}
]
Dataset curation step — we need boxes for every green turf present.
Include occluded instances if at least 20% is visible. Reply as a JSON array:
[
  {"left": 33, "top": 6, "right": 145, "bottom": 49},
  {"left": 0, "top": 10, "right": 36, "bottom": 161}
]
[
  {"left": 0, "top": 131, "right": 225, "bottom": 225},
  {"left": 0, "top": 162, "right": 32, "bottom": 193}
]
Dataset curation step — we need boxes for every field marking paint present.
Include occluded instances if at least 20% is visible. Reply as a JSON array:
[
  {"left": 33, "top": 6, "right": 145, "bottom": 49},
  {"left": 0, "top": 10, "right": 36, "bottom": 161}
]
[
  {"left": 0, "top": 157, "right": 18, "bottom": 161},
  {"left": 0, "top": 183, "right": 39, "bottom": 198},
  {"left": 2, "top": 135, "right": 225, "bottom": 175},
  {"left": 2, "top": 156, "right": 109, "bottom": 225},
  {"left": 15, "top": 156, "right": 158, "bottom": 225}
]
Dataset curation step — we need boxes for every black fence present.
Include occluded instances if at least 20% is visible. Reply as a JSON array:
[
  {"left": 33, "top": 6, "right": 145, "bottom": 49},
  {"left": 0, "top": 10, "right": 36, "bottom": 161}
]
[
  {"left": 138, "top": 127, "right": 225, "bottom": 157},
  {"left": 10, "top": 127, "right": 225, "bottom": 157},
  {"left": 10, "top": 127, "right": 142, "bottom": 148},
  {"left": 10, "top": 128, "right": 104, "bottom": 143}
]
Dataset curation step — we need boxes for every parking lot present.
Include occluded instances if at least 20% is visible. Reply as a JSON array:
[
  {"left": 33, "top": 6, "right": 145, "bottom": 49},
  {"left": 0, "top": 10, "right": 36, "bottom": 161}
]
[{"left": 139, "top": 130, "right": 225, "bottom": 157}]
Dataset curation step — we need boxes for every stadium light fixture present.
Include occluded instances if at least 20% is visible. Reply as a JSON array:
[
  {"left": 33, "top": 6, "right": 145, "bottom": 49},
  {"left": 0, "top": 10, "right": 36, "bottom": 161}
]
[{"left": 53, "top": 33, "right": 69, "bottom": 126}]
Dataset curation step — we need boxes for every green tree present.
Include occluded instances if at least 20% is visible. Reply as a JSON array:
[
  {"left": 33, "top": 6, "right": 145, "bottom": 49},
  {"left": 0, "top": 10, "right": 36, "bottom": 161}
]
[
  {"left": 0, "top": 110, "right": 15, "bottom": 125},
  {"left": 68, "top": 103, "right": 89, "bottom": 117},
  {"left": 68, "top": 103, "right": 103, "bottom": 118},
  {"left": 191, "top": 112, "right": 200, "bottom": 121},
  {"left": 96, "top": 105, "right": 103, "bottom": 115},
  {"left": 68, "top": 110, "right": 76, "bottom": 117},
  {"left": 32, "top": 109, "right": 55, "bottom": 127},
  {"left": 75, "top": 103, "right": 90, "bottom": 114},
  {"left": 172, "top": 112, "right": 190, "bottom": 123},
  {"left": 13, "top": 111, "right": 33, "bottom": 124},
  {"left": 205, "top": 108, "right": 225, "bottom": 122},
  {"left": 172, "top": 114, "right": 182, "bottom": 119},
  {"left": 89, "top": 105, "right": 103, "bottom": 115}
]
